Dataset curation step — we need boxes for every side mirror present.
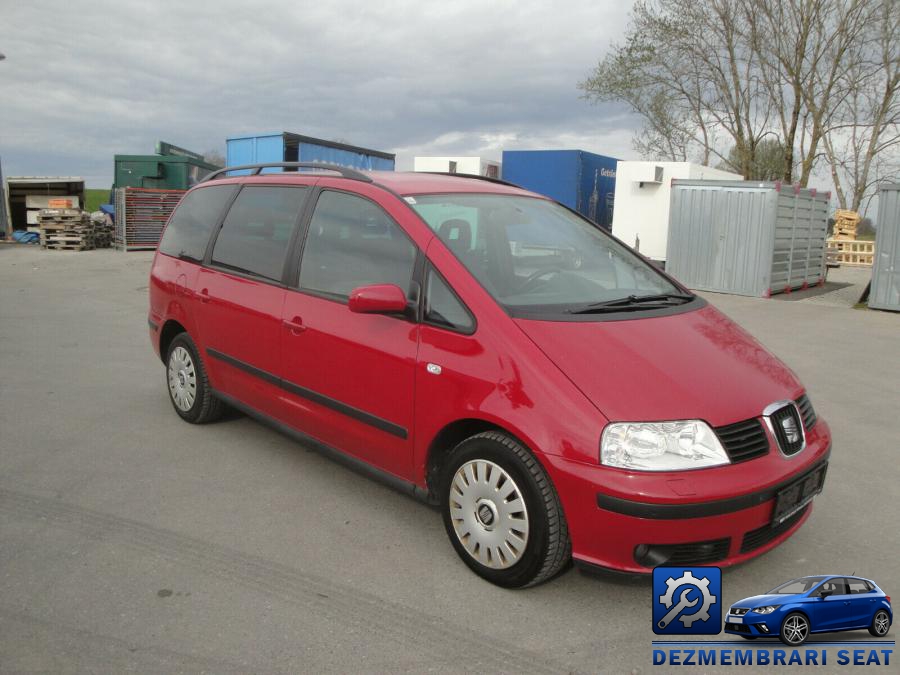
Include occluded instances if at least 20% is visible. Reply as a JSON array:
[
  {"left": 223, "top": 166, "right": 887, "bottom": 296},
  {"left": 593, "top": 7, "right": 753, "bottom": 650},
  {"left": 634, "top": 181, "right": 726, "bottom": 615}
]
[
  {"left": 819, "top": 590, "right": 833, "bottom": 598},
  {"left": 348, "top": 284, "right": 408, "bottom": 315}
]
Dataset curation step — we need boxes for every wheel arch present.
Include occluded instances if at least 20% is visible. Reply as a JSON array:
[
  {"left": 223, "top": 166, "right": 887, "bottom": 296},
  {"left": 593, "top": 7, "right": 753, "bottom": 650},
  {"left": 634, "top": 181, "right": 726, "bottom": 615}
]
[
  {"left": 781, "top": 608, "right": 813, "bottom": 631},
  {"left": 159, "top": 319, "right": 188, "bottom": 363},
  {"left": 423, "top": 417, "right": 547, "bottom": 500}
]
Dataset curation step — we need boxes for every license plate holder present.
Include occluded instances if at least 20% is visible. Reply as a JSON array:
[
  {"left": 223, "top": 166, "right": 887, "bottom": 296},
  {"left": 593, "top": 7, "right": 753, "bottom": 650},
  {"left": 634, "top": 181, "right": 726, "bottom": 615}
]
[
  {"left": 773, "top": 464, "right": 827, "bottom": 524},
  {"left": 729, "top": 616, "right": 743, "bottom": 624}
]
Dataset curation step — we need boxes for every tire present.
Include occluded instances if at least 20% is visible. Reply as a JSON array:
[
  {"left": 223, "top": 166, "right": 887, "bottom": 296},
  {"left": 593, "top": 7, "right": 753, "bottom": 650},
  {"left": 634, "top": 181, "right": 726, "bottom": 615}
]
[
  {"left": 165, "top": 333, "right": 223, "bottom": 424},
  {"left": 779, "top": 612, "right": 810, "bottom": 646},
  {"left": 869, "top": 609, "right": 891, "bottom": 637},
  {"left": 440, "top": 431, "right": 571, "bottom": 588}
]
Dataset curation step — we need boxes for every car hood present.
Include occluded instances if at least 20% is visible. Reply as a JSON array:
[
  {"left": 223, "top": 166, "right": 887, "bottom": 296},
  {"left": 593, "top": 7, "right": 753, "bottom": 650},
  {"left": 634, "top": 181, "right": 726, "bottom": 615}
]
[
  {"left": 733, "top": 594, "right": 793, "bottom": 609},
  {"left": 514, "top": 304, "right": 802, "bottom": 427}
]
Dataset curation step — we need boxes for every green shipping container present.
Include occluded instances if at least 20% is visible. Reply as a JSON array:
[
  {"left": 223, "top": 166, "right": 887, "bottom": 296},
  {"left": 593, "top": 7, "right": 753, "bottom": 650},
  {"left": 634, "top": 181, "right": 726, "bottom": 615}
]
[{"left": 114, "top": 154, "right": 219, "bottom": 191}]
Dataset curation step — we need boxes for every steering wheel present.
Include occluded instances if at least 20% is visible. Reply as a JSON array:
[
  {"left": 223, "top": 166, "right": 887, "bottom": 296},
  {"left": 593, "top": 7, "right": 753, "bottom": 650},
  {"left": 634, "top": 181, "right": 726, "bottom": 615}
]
[{"left": 516, "top": 267, "right": 564, "bottom": 293}]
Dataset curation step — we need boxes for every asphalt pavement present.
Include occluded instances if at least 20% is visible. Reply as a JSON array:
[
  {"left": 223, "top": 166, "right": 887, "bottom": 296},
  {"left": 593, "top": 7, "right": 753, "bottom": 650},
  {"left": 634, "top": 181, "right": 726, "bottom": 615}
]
[{"left": 0, "top": 247, "right": 897, "bottom": 673}]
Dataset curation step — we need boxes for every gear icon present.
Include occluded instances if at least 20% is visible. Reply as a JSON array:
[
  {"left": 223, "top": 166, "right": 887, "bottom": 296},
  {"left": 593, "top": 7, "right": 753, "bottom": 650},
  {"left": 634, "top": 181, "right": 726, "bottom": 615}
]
[{"left": 659, "top": 570, "right": 717, "bottom": 627}]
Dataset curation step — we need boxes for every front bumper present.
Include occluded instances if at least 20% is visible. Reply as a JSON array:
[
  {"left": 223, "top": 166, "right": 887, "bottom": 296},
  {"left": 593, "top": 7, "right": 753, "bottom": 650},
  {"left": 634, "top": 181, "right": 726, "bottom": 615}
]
[
  {"left": 724, "top": 616, "right": 780, "bottom": 637},
  {"left": 547, "top": 420, "right": 831, "bottom": 573}
]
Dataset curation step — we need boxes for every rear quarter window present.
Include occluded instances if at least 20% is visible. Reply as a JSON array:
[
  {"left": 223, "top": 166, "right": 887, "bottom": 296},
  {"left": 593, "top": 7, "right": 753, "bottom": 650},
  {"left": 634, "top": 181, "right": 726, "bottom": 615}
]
[{"left": 158, "top": 185, "right": 238, "bottom": 261}]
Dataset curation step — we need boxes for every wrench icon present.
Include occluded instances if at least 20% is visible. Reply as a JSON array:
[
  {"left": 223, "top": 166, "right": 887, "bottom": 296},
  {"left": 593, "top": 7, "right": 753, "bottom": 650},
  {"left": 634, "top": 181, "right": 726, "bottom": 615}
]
[{"left": 658, "top": 588, "right": 698, "bottom": 629}]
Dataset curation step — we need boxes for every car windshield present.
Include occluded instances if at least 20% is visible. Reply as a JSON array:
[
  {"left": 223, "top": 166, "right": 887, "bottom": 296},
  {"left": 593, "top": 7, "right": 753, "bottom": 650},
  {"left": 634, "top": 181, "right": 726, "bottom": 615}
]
[
  {"left": 409, "top": 193, "right": 685, "bottom": 315},
  {"left": 768, "top": 577, "right": 827, "bottom": 594}
]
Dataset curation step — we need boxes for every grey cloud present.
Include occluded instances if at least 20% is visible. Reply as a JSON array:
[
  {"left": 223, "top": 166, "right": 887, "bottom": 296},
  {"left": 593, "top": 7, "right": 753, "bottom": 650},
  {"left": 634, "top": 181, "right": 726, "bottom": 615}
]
[{"left": 0, "top": 0, "right": 637, "bottom": 186}]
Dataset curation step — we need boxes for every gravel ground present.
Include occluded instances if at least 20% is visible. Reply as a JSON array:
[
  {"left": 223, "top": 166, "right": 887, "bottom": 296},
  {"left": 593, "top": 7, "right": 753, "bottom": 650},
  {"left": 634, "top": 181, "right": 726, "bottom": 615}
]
[{"left": 0, "top": 246, "right": 897, "bottom": 674}]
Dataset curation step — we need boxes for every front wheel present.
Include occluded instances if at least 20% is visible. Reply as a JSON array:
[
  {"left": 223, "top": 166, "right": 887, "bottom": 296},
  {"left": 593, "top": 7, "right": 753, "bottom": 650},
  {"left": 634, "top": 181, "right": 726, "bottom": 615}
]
[
  {"left": 166, "top": 333, "right": 223, "bottom": 424},
  {"left": 869, "top": 609, "right": 891, "bottom": 637},
  {"left": 779, "top": 612, "right": 810, "bottom": 646},
  {"left": 440, "top": 431, "right": 571, "bottom": 588}
]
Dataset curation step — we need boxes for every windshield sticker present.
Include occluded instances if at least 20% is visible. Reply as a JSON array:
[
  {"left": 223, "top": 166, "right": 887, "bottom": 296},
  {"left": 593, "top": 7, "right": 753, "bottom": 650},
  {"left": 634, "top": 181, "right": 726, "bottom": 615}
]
[{"left": 404, "top": 196, "right": 417, "bottom": 204}]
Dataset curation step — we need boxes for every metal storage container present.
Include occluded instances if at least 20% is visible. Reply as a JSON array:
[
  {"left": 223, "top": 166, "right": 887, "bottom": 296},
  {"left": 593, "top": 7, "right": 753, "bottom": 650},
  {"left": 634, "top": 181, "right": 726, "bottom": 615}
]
[
  {"left": 226, "top": 132, "right": 395, "bottom": 172},
  {"left": 869, "top": 184, "right": 900, "bottom": 312},
  {"left": 500, "top": 150, "right": 618, "bottom": 229},
  {"left": 666, "top": 180, "right": 830, "bottom": 297},
  {"left": 114, "top": 154, "right": 218, "bottom": 191}
]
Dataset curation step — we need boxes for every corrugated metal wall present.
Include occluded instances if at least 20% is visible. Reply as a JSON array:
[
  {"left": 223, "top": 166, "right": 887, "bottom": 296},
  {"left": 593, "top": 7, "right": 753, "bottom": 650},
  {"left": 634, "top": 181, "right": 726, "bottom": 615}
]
[
  {"left": 869, "top": 184, "right": 900, "bottom": 312},
  {"left": 667, "top": 181, "right": 829, "bottom": 297}
]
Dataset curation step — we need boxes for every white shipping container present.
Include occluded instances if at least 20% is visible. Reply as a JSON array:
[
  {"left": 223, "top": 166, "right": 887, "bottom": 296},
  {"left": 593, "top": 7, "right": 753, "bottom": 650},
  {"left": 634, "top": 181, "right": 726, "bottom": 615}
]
[{"left": 612, "top": 161, "right": 741, "bottom": 261}]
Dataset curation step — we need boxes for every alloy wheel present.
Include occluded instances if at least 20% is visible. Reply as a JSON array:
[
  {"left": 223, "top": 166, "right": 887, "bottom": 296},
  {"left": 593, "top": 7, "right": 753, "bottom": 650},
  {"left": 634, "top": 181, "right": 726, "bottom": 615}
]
[
  {"left": 783, "top": 614, "right": 809, "bottom": 645},
  {"left": 874, "top": 611, "right": 890, "bottom": 636},
  {"left": 448, "top": 459, "right": 530, "bottom": 569}
]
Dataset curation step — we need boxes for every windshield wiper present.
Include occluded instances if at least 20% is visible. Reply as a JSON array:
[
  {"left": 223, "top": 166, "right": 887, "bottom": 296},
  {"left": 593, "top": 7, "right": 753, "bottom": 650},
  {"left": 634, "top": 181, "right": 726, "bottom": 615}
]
[{"left": 568, "top": 292, "right": 694, "bottom": 314}]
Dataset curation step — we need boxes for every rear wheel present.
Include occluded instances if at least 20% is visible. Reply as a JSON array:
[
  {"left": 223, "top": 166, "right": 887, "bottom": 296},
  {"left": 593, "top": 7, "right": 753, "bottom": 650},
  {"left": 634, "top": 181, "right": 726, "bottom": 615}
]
[
  {"left": 869, "top": 609, "right": 891, "bottom": 637},
  {"left": 779, "top": 613, "right": 810, "bottom": 646},
  {"left": 166, "top": 333, "right": 223, "bottom": 424},
  {"left": 440, "top": 431, "right": 571, "bottom": 588}
]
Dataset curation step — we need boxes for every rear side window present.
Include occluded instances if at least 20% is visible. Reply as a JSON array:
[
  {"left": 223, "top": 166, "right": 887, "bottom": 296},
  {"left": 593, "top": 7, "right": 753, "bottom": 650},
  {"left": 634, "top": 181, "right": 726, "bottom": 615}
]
[
  {"left": 298, "top": 191, "right": 417, "bottom": 298},
  {"left": 212, "top": 186, "right": 308, "bottom": 281},
  {"left": 424, "top": 266, "right": 474, "bottom": 333},
  {"left": 158, "top": 185, "right": 237, "bottom": 261},
  {"left": 847, "top": 579, "right": 873, "bottom": 594}
]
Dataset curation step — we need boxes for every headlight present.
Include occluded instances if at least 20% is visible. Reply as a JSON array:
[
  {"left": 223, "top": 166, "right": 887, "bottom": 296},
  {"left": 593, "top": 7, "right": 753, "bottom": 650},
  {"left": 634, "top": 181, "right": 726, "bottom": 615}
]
[
  {"left": 600, "top": 421, "right": 730, "bottom": 471},
  {"left": 752, "top": 606, "right": 780, "bottom": 614}
]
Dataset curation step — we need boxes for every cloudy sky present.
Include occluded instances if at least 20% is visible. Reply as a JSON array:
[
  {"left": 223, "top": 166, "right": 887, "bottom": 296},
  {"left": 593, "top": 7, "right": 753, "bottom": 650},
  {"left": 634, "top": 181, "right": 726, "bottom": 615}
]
[{"left": 0, "top": 0, "right": 637, "bottom": 187}]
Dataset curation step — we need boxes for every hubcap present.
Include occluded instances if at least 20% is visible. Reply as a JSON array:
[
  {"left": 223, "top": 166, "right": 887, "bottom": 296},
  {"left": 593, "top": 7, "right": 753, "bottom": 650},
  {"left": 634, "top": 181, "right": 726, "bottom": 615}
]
[
  {"left": 168, "top": 346, "right": 197, "bottom": 412},
  {"left": 784, "top": 615, "right": 808, "bottom": 644},
  {"left": 448, "top": 460, "right": 529, "bottom": 569},
  {"left": 875, "top": 612, "right": 889, "bottom": 635}
]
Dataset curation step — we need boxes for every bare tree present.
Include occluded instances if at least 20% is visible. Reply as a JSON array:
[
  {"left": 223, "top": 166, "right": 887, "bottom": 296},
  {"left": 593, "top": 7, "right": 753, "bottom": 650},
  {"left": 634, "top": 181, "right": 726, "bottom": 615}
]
[
  {"left": 581, "top": 0, "right": 899, "bottom": 207},
  {"left": 204, "top": 149, "right": 225, "bottom": 168},
  {"left": 821, "top": 0, "right": 900, "bottom": 211}
]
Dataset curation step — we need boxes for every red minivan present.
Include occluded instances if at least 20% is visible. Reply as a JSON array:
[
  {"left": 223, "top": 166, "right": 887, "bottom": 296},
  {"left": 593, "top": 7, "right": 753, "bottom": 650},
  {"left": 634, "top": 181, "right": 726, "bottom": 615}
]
[{"left": 149, "top": 163, "right": 831, "bottom": 587}]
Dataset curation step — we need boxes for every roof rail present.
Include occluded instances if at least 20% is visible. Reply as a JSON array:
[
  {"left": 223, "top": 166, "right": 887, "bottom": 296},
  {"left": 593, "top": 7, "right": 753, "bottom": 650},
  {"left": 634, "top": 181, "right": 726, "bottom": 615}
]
[
  {"left": 201, "top": 162, "right": 373, "bottom": 184},
  {"left": 421, "top": 171, "right": 520, "bottom": 188}
]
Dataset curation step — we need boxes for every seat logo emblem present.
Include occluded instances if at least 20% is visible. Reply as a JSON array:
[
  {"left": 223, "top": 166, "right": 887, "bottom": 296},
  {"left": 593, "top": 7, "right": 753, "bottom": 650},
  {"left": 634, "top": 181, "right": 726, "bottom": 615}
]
[{"left": 781, "top": 416, "right": 800, "bottom": 444}]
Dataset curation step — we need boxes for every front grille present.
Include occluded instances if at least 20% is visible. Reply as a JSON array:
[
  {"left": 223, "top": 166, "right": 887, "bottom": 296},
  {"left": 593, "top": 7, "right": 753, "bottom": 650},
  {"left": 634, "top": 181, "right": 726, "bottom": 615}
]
[
  {"left": 726, "top": 622, "right": 751, "bottom": 633},
  {"left": 740, "top": 504, "right": 809, "bottom": 553},
  {"left": 634, "top": 537, "right": 731, "bottom": 567},
  {"left": 715, "top": 418, "right": 769, "bottom": 463},
  {"left": 768, "top": 403, "right": 805, "bottom": 456},
  {"left": 795, "top": 393, "right": 817, "bottom": 431},
  {"left": 730, "top": 607, "right": 750, "bottom": 616}
]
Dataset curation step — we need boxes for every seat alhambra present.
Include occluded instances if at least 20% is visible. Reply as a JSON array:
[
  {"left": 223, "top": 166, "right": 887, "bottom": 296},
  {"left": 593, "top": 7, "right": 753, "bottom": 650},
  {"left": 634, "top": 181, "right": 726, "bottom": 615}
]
[{"left": 148, "top": 163, "right": 831, "bottom": 587}]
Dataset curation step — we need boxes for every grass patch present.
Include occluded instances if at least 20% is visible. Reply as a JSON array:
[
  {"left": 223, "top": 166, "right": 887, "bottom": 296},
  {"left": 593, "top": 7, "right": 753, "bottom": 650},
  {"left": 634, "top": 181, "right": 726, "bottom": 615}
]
[{"left": 84, "top": 189, "right": 110, "bottom": 212}]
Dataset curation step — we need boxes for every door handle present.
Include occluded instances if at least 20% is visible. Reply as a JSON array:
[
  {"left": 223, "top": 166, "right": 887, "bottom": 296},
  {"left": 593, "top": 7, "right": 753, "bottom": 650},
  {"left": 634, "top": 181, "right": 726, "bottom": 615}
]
[
  {"left": 198, "top": 288, "right": 210, "bottom": 304},
  {"left": 283, "top": 316, "right": 306, "bottom": 334}
]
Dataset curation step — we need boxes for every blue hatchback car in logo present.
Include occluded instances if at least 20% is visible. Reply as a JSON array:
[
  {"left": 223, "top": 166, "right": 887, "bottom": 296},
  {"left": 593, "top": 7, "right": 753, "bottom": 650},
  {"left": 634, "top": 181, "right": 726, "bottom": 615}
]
[{"left": 725, "top": 575, "right": 893, "bottom": 645}]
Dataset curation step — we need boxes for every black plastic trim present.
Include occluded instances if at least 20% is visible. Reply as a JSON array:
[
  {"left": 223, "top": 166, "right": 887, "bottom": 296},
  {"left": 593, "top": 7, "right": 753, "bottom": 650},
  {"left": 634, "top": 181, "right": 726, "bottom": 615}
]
[
  {"left": 202, "top": 162, "right": 373, "bottom": 184},
  {"left": 206, "top": 348, "right": 408, "bottom": 439},
  {"left": 595, "top": 452, "right": 830, "bottom": 520},
  {"left": 148, "top": 319, "right": 159, "bottom": 331},
  {"left": 211, "top": 390, "right": 429, "bottom": 502}
]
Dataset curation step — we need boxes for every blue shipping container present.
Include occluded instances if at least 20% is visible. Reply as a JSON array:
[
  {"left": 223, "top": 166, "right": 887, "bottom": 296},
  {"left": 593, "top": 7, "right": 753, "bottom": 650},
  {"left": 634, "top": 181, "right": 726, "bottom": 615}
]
[
  {"left": 226, "top": 132, "right": 395, "bottom": 173},
  {"left": 501, "top": 150, "right": 618, "bottom": 228}
]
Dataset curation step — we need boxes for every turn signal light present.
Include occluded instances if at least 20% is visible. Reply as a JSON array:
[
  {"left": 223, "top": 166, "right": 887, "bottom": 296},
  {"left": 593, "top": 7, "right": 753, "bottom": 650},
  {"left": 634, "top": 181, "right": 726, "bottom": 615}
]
[{"left": 886, "top": 596, "right": 891, "bottom": 604}]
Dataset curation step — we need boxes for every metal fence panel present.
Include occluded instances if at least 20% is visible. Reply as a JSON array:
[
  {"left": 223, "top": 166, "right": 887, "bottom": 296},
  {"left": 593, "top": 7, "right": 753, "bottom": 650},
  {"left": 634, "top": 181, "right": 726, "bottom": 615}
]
[{"left": 869, "top": 184, "right": 900, "bottom": 311}]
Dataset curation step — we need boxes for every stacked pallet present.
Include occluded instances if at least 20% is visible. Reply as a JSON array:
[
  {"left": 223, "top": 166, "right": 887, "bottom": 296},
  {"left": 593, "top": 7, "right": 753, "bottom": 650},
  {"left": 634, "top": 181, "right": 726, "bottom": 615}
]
[
  {"left": 38, "top": 209, "right": 96, "bottom": 251},
  {"left": 115, "top": 187, "right": 185, "bottom": 250},
  {"left": 90, "top": 212, "right": 114, "bottom": 248}
]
